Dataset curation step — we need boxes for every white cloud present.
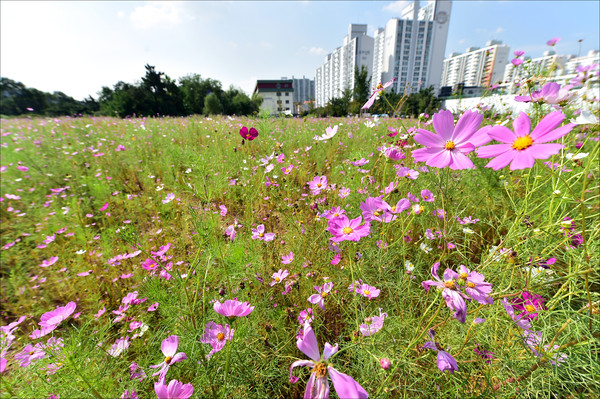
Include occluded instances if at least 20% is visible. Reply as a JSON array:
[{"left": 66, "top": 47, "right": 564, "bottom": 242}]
[
  {"left": 496, "top": 27, "right": 504, "bottom": 33},
  {"left": 117, "top": 11, "right": 125, "bottom": 19},
  {"left": 309, "top": 47, "right": 327, "bottom": 56},
  {"left": 383, "top": 1, "right": 409, "bottom": 13},
  {"left": 130, "top": 2, "right": 190, "bottom": 30},
  {"left": 458, "top": 39, "right": 467, "bottom": 45}
]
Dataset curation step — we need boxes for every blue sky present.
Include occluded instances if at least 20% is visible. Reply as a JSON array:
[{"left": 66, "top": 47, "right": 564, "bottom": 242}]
[{"left": 1, "top": 1, "right": 598, "bottom": 100}]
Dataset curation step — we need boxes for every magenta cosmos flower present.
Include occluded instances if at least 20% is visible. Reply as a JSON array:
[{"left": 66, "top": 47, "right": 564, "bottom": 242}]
[
  {"left": 308, "top": 282, "right": 333, "bottom": 310},
  {"left": 327, "top": 215, "right": 371, "bottom": 242},
  {"left": 200, "top": 321, "right": 234, "bottom": 358},
  {"left": 150, "top": 335, "right": 187, "bottom": 384},
  {"left": 213, "top": 299, "right": 254, "bottom": 318},
  {"left": 362, "top": 78, "right": 396, "bottom": 110},
  {"left": 477, "top": 111, "right": 575, "bottom": 170},
  {"left": 239, "top": 126, "right": 258, "bottom": 141},
  {"left": 154, "top": 379, "right": 194, "bottom": 399},
  {"left": 290, "top": 322, "right": 368, "bottom": 399},
  {"left": 510, "top": 291, "right": 546, "bottom": 320},
  {"left": 412, "top": 110, "right": 491, "bottom": 170}
]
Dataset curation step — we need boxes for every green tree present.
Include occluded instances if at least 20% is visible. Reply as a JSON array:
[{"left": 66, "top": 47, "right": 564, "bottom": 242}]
[
  {"left": 203, "top": 92, "right": 222, "bottom": 115},
  {"left": 353, "top": 65, "right": 371, "bottom": 103}
]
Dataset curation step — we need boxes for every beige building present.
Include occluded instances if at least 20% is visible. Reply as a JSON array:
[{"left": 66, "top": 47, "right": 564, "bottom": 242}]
[
  {"left": 441, "top": 40, "right": 510, "bottom": 88},
  {"left": 253, "top": 80, "right": 293, "bottom": 116}
]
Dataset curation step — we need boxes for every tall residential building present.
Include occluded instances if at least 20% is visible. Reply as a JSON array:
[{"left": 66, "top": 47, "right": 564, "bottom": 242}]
[
  {"left": 315, "top": 24, "right": 374, "bottom": 107},
  {"left": 441, "top": 40, "right": 510, "bottom": 88},
  {"left": 371, "top": 0, "right": 452, "bottom": 94},
  {"left": 503, "top": 51, "right": 567, "bottom": 90},
  {"left": 281, "top": 75, "right": 316, "bottom": 114}
]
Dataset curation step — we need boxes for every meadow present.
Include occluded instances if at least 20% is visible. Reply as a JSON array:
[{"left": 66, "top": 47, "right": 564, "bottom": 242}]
[{"left": 0, "top": 85, "right": 599, "bottom": 398}]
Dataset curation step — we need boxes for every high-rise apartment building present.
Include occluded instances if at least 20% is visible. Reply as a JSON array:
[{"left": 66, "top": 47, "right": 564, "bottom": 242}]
[
  {"left": 441, "top": 40, "right": 510, "bottom": 88},
  {"left": 315, "top": 1, "right": 451, "bottom": 107},
  {"left": 503, "top": 51, "right": 567, "bottom": 89},
  {"left": 315, "top": 24, "right": 374, "bottom": 107},
  {"left": 371, "top": 0, "right": 452, "bottom": 94}
]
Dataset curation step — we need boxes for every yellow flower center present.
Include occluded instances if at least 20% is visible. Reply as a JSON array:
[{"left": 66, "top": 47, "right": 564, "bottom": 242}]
[
  {"left": 259, "top": 233, "right": 264, "bottom": 237},
  {"left": 343, "top": 227, "right": 354, "bottom": 235},
  {"left": 376, "top": 83, "right": 384, "bottom": 90},
  {"left": 512, "top": 135, "right": 534, "bottom": 151},
  {"left": 275, "top": 277, "right": 280, "bottom": 282},
  {"left": 217, "top": 332, "right": 225, "bottom": 341},
  {"left": 317, "top": 183, "right": 322, "bottom": 187},
  {"left": 29, "top": 351, "right": 35, "bottom": 355},
  {"left": 364, "top": 290, "right": 371, "bottom": 296},
  {"left": 164, "top": 356, "right": 172, "bottom": 364},
  {"left": 333, "top": 213, "right": 339, "bottom": 217},
  {"left": 374, "top": 211, "right": 380, "bottom": 216},
  {"left": 459, "top": 273, "right": 469, "bottom": 280},
  {"left": 391, "top": 206, "right": 396, "bottom": 212},
  {"left": 444, "top": 280, "right": 456, "bottom": 290},
  {"left": 445, "top": 141, "right": 456, "bottom": 150},
  {"left": 525, "top": 305, "right": 536, "bottom": 313},
  {"left": 314, "top": 362, "right": 328, "bottom": 378},
  {"left": 321, "top": 292, "right": 328, "bottom": 298},
  {"left": 467, "top": 282, "right": 475, "bottom": 288}
]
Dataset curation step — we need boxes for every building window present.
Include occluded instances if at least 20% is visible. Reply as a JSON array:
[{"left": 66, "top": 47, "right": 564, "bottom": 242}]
[
  {"left": 286, "top": 100, "right": 289, "bottom": 104},
  {"left": 285, "top": 92, "right": 289, "bottom": 96}
]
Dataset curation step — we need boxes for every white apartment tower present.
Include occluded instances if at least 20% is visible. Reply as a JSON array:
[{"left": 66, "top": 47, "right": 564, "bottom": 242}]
[
  {"left": 372, "top": 0, "right": 452, "bottom": 94},
  {"left": 441, "top": 40, "right": 511, "bottom": 87},
  {"left": 315, "top": 24, "right": 374, "bottom": 107},
  {"left": 503, "top": 51, "right": 568, "bottom": 92}
]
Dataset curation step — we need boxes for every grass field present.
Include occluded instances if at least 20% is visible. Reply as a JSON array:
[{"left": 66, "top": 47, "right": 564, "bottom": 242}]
[{"left": 0, "top": 107, "right": 598, "bottom": 398}]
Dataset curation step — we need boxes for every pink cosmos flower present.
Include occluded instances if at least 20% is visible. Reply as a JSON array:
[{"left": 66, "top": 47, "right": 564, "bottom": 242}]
[
  {"left": 314, "top": 125, "right": 338, "bottom": 141},
  {"left": 39, "top": 302, "right": 76, "bottom": 328},
  {"left": 514, "top": 50, "right": 525, "bottom": 57},
  {"left": 282, "top": 165, "right": 294, "bottom": 175},
  {"left": 150, "top": 335, "right": 187, "bottom": 384},
  {"left": 213, "top": 299, "right": 254, "bottom": 318},
  {"left": 281, "top": 252, "right": 294, "bottom": 265},
  {"left": 290, "top": 322, "right": 368, "bottom": 398},
  {"left": 421, "top": 189, "right": 434, "bottom": 202},
  {"left": 307, "top": 175, "right": 328, "bottom": 195},
  {"left": 396, "top": 166, "right": 419, "bottom": 180},
  {"left": 360, "top": 309, "right": 387, "bottom": 337},
  {"left": 326, "top": 215, "right": 371, "bottom": 242},
  {"left": 390, "top": 198, "right": 410, "bottom": 214},
  {"left": 308, "top": 282, "right": 333, "bottom": 310},
  {"left": 154, "top": 379, "right": 194, "bottom": 399},
  {"left": 546, "top": 37, "right": 561, "bottom": 46},
  {"left": 129, "top": 362, "right": 147, "bottom": 381},
  {"left": 162, "top": 193, "right": 175, "bottom": 204},
  {"left": 412, "top": 110, "right": 489, "bottom": 170},
  {"left": 422, "top": 263, "right": 468, "bottom": 323},
  {"left": 362, "top": 78, "right": 396, "bottom": 110},
  {"left": 477, "top": 111, "right": 575, "bottom": 170},
  {"left": 239, "top": 126, "right": 258, "bottom": 141},
  {"left": 360, "top": 197, "right": 395, "bottom": 223},
  {"left": 456, "top": 265, "right": 494, "bottom": 305},
  {"left": 522, "top": 330, "right": 567, "bottom": 366},
  {"left": 423, "top": 329, "right": 459, "bottom": 374},
  {"left": 15, "top": 343, "right": 45, "bottom": 367},
  {"left": 511, "top": 58, "right": 524, "bottom": 66},
  {"left": 108, "top": 336, "right": 130, "bottom": 357},
  {"left": 270, "top": 269, "right": 289, "bottom": 286},
  {"left": 219, "top": 205, "right": 227, "bottom": 216},
  {"left": 200, "top": 321, "right": 234, "bottom": 359},
  {"left": 251, "top": 224, "right": 275, "bottom": 242},
  {"left": 383, "top": 146, "right": 405, "bottom": 160},
  {"left": 515, "top": 82, "right": 574, "bottom": 105},
  {"left": 39, "top": 257, "right": 59, "bottom": 268},
  {"left": 356, "top": 284, "right": 380, "bottom": 300}
]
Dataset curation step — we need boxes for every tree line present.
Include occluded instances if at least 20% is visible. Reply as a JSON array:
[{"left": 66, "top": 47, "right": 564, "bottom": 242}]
[{"left": 1, "top": 64, "right": 262, "bottom": 118}]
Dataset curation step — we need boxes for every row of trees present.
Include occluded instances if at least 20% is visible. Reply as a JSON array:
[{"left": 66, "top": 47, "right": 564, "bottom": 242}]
[
  {"left": 1, "top": 78, "right": 99, "bottom": 116},
  {"left": 1, "top": 65, "right": 262, "bottom": 118}
]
